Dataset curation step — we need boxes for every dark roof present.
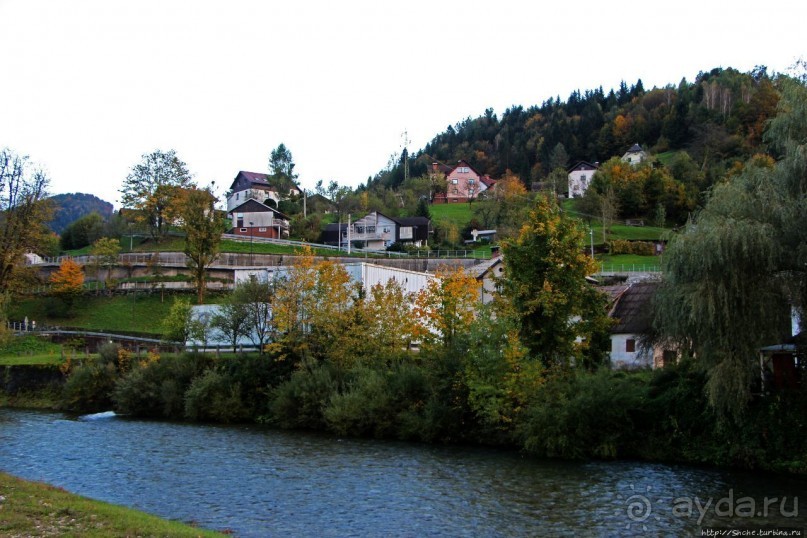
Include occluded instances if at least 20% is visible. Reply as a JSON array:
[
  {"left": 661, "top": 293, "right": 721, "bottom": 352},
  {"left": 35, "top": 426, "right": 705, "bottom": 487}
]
[
  {"left": 228, "top": 199, "right": 290, "bottom": 220},
  {"left": 626, "top": 143, "right": 644, "bottom": 153},
  {"left": 393, "top": 216, "right": 430, "bottom": 227},
  {"left": 432, "top": 161, "right": 454, "bottom": 175},
  {"left": 567, "top": 161, "right": 599, "bottom": 173},
  {"left": 452, "top": 159, "right": 484, "bottom": 178},
  {"left": 229, "top": 171, "right": 301, "bottom": 194},
  {"left": 609, "top": 281, "right": 659, "bottom": 334}
]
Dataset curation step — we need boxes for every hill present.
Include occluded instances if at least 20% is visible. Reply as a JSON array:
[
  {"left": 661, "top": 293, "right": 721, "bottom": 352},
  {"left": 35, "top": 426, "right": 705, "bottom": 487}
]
[
  {"left": 368, "top": 65, "right": 781, "bottom": 225},
  {"left": 48, "top": 192, "right": 114, "bottom": 234}
]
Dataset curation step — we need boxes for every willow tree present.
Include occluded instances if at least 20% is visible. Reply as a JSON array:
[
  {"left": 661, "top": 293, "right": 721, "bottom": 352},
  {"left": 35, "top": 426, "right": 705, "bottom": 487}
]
[{"left": 652, "top": 77, "right": 807, "bottom": 419}]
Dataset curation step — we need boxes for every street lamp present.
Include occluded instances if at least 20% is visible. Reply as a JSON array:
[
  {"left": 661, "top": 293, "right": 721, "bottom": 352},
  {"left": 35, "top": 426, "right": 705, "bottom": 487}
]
[
  {"left": 589, "top": 228, "right": 594, "bottom": 258},
  {"left": 249, "top": 221, "right": 254, "bottom": 266}
]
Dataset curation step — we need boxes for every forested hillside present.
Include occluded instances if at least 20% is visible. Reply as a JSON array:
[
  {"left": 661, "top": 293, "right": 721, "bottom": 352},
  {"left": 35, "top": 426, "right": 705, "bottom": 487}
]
[
  {"left": 47, "top": 192, "right": 114, "bottom": 234},
  {"left": 369, "top": 66, "right": 780, "bottom": 217}
]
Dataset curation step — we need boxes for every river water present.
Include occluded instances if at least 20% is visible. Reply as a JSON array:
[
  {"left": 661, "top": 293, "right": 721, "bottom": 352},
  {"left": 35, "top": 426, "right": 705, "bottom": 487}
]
[{"left": 0, "top": 409, "right": 804, "bottom": 537}]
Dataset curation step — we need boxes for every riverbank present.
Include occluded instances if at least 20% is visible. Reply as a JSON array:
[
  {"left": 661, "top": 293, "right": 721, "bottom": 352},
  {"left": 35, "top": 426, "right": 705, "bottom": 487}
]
[{"left": 0, "top": 472, "right": 227, "bottom": 537}]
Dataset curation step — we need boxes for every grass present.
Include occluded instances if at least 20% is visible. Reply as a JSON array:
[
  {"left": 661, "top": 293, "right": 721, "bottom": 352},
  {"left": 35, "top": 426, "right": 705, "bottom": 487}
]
[
  {"left": 9, "top": 295, "right": 180, "bottom": 335},
  {"left": 429, "top": 203, "right": 474, "bottom": 227},
  {"left": 595, "top": 254, "right": 662, "bottom": 272},
  {"left": 0, "top": 472, "right": 227, "bottom": 537}
]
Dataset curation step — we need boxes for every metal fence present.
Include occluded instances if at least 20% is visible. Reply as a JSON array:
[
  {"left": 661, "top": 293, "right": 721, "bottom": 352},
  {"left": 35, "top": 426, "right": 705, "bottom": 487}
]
[{"left": 596, "top": 263, "right": 661, "bottom": 273}]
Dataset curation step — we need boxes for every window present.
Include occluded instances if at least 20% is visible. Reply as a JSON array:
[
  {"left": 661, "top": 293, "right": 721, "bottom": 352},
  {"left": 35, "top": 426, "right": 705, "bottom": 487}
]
[
  {"left": 366, "top": 226, "right": 375, "bottom": 233},
  {"left": 580, "top": 174, "right": 586, "bottom": 182},
  {"left": 240, "top": 228, "right": 248, "bottom": 233},
  {"left": 356, "top": 226, "right": 364, "bottom": 234},
  {"left": 626, "top": 339, "right": 636, "bottom": 353},
  {"left": 452, "top": 188, "right": 458, "bottom": 194},
  {"left": 236, "top": 193, "right": 239, "bottom": 200},
  {"left": 259, "top": 227, "right": 267, "bottom": 232},
  {"left": 468, "top": 179, "right": 475, "bottom": 184},
  {"left": 452, "top": 179, "right": 458, "bottom": 184},
  {"left": 383, "top": 227, "right": 390, "bottom": 233}
]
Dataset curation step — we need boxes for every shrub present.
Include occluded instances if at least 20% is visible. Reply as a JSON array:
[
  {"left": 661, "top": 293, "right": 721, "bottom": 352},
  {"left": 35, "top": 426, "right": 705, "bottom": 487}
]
[
  {"left": 112, "top": 353, "right": 210, "bottom": 418},
  {"left": 518, "top": 369, "right": 647, "bottom": 459},
  {"left": 61, "top": 361, "right": 118, "bottom": 413},
  {"left": 268, "top": 359, "right": 340, "bottom": 429},
  {"left": 184, "top": 369, "right": 250, "bottom": 423},
  {"left": 609, "top": 240, "right": 655, "bottom": 256}
]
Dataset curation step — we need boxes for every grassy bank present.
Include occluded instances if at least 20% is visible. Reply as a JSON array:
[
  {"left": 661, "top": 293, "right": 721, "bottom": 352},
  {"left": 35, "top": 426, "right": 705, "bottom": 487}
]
[
  {"left": 8, "top": 294, "right": 186, "bottom": 335},
  {"left": 0, "top": 472, "right": 226, "bottom": 537}
]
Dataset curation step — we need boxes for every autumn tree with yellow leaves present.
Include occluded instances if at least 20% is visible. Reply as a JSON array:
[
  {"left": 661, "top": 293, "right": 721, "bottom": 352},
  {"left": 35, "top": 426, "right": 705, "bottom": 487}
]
[
  {"left": 413, "top": 268, "right": 480, "bottom": 349},
  {"left": 50, "top": 258, "right": 85, "bottom": 309},
  {"left": 500, "top": 194, "right": 611, "bottom": 369}
]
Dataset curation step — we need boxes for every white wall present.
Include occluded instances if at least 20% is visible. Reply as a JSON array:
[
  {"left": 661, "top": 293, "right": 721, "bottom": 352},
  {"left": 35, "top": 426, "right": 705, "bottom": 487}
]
[{"left": 609, "top": 333, "right": 653, "bottom": 368}]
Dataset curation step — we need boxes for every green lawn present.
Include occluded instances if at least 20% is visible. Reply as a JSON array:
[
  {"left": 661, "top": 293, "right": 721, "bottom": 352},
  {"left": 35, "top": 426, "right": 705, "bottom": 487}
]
[
  {"left": 429, "top": 203, "right": 474, "bottom": 227},
  {"left": 0, "top": 472, "right": 227, "bottom": 537},
  {"left": 9, "top": 295, "right": 180, "bottom": 335},
  {"left": 595, "top": 254, "right": 662, "bottom": 272},
  {"left": 0, "top": 335, "right": 64, "bottom": 365}
]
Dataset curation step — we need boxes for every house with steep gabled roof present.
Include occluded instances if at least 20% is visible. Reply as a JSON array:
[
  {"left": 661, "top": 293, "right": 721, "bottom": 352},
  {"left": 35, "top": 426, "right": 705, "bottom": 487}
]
[
  {"left": 607, "top": 281, "right": 677, "bottom": 368},
  {"left": 227, "top": 199, "right": 291, "bottom": 239},
  {"left": 226, "top": 171, "right": 302, "bottom": 212},
  {"left": 431, "top": 160, "right": 495, "bottom": 203},
  {"left": 568, "top": 161, "right": 599, "bottom": 198}
]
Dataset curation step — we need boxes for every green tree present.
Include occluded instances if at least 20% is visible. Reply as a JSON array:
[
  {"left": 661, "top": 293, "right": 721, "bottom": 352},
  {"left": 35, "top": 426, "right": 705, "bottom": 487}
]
[
  {"left": 652, "top": 77, "right": 807, "bottom": 419},
  {"left": 500, "top": 194, "right": 611, "bottom": 369},
  {"left": 233, "top": 277, "right": 274, "bottom": 354},
  {"left": 177, "top": 187, "right": 223, "bottom": 304},
  {"left": 90, "top": 237, "right": 121, "bottom": 289},
  {"left": 120, "top": 149, "right": 194, "bottom": 242},
  {"left": 0, "top": 148, "right": 52, "bottom": 294},
  {"left": 161, "top": 297, "right": 193, "bottom": 343},
  {"left": 210, "top": 295, "right": 251, "bottom": 353},
  {"left": 268, "top": 143, "right": 298, "bottom": 194},
  {"left": 60, "top": 212, "right": 104, "bottom": 251}
]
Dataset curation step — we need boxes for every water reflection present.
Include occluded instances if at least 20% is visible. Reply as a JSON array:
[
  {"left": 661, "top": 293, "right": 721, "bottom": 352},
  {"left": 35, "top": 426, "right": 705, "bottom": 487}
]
[{"left": 0, "top": 409, "right": 804, "bottom": 537}]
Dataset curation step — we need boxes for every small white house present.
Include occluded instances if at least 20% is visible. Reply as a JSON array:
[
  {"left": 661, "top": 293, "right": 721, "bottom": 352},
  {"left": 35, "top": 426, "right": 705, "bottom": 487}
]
[
  {"left": 621, "top": 143, "right": 647, "bottom": 165},
  {"left": 567, "top": 161, "right": 599, "bottom": 198},
  {"left": 607, "top": 281, "right": 676, "bottom": 368}
]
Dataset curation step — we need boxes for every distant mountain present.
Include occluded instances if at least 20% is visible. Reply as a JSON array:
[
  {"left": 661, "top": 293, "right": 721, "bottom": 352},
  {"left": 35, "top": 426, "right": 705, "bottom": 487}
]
[{"left": 47, "top": 193, "right": 114, "bottom": 234}]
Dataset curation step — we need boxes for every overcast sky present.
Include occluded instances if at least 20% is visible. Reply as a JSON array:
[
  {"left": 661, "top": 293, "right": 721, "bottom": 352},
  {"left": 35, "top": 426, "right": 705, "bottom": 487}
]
[{"left": 1, "top": 0, "right": 804, "bottom": 207}]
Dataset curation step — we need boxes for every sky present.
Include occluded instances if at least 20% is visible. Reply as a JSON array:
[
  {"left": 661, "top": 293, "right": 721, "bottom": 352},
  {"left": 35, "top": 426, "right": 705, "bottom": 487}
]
[{"left": 1, "top": 0, "right": 805, "bottom": 208}]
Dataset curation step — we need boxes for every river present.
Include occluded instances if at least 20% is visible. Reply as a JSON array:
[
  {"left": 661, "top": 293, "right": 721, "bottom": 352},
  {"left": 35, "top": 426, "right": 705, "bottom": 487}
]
[{"left": 0, "top": 409, "right": 804, "bottom": 537}]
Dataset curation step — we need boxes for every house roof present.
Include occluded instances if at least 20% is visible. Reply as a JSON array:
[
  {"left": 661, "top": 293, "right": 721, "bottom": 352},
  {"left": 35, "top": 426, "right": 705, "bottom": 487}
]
[
  {"left": 394, "top": 216, "right": 430, "bottom": 227},
  {"left": 229, "top": 171, "right": 301, "bottom": 194},
  {"left": 228, "top": 198, "right": 290, "bottom": 220},
  {"left": 567, "top": 161, "right": 599, "bottom": 173},
  {"left": 466, "top": 257, "right": 503, "bottom": 280},
  {"left": 626, "top": 143, "right": 644, "bottom": 153},
  {"left": 432, "top": 161, "right": 454, "bottom": 175},
  {"left": 451, "top": 159, "right": 484, "bottom": 178},
  {"left": 609, "top": 281, "right": 659, "bottom": 334},
  {"left": 480, "top": 175, "right": 497, "bottom": 188}
]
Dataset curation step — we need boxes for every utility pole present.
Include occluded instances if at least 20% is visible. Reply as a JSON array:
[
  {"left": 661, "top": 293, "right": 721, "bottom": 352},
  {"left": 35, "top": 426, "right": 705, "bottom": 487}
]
[
  {"left": 347, "top": 213, "right": 351, "bottom": 255},
  {"left": 590, "top": 228, "right": 594, "bottom": 258},
  {"left": 303, "top": 188, "right": 307, "bottom": 218}
]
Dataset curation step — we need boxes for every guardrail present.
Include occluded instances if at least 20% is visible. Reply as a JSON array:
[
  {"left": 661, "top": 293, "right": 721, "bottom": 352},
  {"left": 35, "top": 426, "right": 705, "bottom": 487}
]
[{"left": 596, "top": 263, "right": 661, "bottom": 273}]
